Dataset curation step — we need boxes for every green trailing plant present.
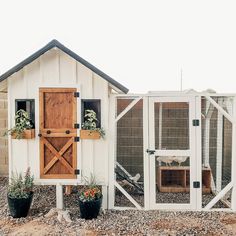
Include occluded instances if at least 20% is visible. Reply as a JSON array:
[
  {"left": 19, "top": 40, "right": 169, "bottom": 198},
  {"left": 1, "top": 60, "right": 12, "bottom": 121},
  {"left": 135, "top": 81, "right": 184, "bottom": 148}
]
[
  {"left": 8, "top": 168, "right": 34, "bottom": 199},
  {"left": 79, "top": 174, "right": 102, "bottom": 202},
  {"left": 5, "top": 109, "right": 32, "bottom": 139},
  {"left": 81, "top": 109, "right": 105, "bottom": 138}
]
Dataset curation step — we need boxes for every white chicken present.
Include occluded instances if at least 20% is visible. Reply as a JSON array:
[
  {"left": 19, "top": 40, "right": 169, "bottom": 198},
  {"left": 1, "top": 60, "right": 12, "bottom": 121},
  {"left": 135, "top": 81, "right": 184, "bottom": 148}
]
[
  {"left": 156, "top": 156, "right": 175, "bottom": 166},
  {"left": 130, "top": 173, "right": 141, "bottom": 183},
  {"left": 156, "top": 156, "right": 189, "bottom": 166},
  {"left": 174, "top": 156, "right": 189, "bottom": 166}
]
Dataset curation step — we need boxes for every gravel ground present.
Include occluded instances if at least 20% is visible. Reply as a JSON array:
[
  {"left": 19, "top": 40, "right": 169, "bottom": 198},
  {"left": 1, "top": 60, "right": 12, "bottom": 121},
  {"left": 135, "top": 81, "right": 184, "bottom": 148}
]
[
  {"left": 1, "top": 177, "right": 236, "bottom": 235},
  {"left": 115, "top": 185, "right": 225, "bottom": 208}
]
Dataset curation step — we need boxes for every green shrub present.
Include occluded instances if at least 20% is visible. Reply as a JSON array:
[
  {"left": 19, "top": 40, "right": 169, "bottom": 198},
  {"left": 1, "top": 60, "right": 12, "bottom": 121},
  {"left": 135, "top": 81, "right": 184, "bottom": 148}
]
[
  {"left": 8, "top": 168, "right": 34, "bottom": 199},
  {"left": 81, "top": 109, "right": 105, "bottom": 138},
  {"left": 5, "top": 109, "right": 32, "bottom": 139}
]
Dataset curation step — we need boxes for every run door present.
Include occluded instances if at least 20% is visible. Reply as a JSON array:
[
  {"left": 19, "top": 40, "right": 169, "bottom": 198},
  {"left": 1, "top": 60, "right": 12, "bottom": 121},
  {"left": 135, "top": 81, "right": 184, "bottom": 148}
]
[
  {"left": 39, "top": 88, "right": 77, "bottom": 179},
  {"left": 148, "top": 97, "right": 198, "bottom": 210}
]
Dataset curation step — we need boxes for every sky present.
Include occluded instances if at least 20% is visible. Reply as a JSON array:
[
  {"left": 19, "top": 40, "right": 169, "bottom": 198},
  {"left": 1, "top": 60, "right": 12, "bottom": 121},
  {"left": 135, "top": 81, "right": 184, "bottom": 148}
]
[{"left": 1, "top": 0, "right": 236, "bottom": 93}]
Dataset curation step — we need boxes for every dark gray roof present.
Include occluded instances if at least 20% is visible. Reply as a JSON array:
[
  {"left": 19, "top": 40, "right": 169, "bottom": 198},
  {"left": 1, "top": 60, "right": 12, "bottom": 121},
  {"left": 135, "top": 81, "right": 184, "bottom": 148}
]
[{"left": 0, "top": 39, "right": 129, "bottom": 93}]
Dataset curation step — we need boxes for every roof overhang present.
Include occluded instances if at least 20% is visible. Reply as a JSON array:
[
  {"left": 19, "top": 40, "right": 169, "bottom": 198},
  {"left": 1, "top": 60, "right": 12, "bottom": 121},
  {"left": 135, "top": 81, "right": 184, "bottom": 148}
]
[{"left": 0, "top": 40, "right": 129, "bottom": 94}]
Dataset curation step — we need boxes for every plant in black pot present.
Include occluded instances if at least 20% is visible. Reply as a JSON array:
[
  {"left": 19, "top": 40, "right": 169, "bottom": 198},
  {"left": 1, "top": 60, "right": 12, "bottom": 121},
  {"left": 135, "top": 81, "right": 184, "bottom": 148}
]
[
  {"left": 7, "top": 168, "right": 34, "bottom": 218},
  {"left": 78, "top": 176, "right": 103, "bottom": 220}
]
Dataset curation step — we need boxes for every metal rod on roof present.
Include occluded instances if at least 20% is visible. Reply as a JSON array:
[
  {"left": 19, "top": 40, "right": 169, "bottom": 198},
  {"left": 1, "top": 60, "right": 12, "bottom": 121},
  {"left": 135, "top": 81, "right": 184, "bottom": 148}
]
[{"left": 180, "top": 68, "right": 183, "bottom": 91}]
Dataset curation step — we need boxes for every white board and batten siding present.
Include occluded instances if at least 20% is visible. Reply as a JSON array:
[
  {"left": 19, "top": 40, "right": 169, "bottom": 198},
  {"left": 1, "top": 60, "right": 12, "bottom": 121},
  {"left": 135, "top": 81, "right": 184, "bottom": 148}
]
[
  {"left": 8, "top": 48, "right": 110, "bottom": 186},
  {"left": 0, "top": 88, "right": 8, "bottom": 176}
]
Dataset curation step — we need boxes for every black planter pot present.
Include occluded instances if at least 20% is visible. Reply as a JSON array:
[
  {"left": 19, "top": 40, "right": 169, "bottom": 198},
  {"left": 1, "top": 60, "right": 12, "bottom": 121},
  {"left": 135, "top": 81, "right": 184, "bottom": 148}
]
[
  {"left": 7, "top": 192, "right": 34, "bottom": 218},
  {"left": 79, "top": 197, "right": 102, "bottom": 220}
]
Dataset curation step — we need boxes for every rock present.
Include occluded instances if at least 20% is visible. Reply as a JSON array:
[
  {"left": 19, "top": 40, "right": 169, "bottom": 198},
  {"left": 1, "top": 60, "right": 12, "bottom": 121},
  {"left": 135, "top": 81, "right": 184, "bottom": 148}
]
[
  {"left": 45, "top": 208, "right": 72, "bottom": 223},
  {"left": 57, "top": 211, "right": 63, "bottom": 223},
  {"left": 44, "top": 208, "right": 57, "bottom": 218},
  {"left": 62, "top": 210, "right": 72, "bottom": 223}
]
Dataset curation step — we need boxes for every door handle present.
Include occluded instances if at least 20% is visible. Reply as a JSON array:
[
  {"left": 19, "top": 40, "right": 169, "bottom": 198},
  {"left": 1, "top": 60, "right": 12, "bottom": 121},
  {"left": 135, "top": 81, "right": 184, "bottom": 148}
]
[
  {"left": 65, "top": 130, "right": 70, "bottom": 134},
  {"left": 38, "top": 133, "right": 42, "bottom": 137},
  {"left": 46, "top": 130, "right": 51, "bottom": 134},
  {"left": 146, "top": 149, "right": 156, "bottom": 155}
]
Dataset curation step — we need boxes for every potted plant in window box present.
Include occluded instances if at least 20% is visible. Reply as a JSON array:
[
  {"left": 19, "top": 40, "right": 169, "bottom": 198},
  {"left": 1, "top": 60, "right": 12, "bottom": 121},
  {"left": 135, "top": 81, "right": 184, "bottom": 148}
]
[
  {"left": 5, "top": 109, "right": 35, "bottom": 139},
  {"left": 7, "top": 168, "right": 34, "bottom": 218},
  {"left": 78, "top": 176, "right": 103, "bottom": 220},
  {"left": 80, "top": 109, "right": 105, "bottom": 139}
]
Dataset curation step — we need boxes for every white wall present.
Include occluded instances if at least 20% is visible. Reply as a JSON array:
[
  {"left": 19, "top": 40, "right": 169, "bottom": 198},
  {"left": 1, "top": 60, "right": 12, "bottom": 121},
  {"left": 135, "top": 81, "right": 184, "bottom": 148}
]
[
  {"left": 0, "top": 91, "right": 8, "bottom": 176},
  {"left": 8, "top": 48, "right": 110, "bottom": 185}
]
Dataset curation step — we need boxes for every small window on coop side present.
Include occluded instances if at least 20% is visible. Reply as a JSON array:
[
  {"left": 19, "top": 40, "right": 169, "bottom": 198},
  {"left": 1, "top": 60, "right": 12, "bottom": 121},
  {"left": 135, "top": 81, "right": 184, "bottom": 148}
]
[
  {"left": 82, "top": 99, "right": 101, "bottom": 128},
  {"left": 15, "top": 99, "right": 35, "bottom": 128}
]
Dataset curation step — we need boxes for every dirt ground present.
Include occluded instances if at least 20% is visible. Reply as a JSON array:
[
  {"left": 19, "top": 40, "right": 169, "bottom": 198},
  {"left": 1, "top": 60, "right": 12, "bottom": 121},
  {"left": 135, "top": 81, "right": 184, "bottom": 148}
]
[
  {"left": 0, "top": 218, "right": 98, "bottom": 236},
  {"left": 1, "top": 213, "right": 236, "bottom": 236},
  {"left": 0, "top": 220, "right": 56, "bottom": 236}
]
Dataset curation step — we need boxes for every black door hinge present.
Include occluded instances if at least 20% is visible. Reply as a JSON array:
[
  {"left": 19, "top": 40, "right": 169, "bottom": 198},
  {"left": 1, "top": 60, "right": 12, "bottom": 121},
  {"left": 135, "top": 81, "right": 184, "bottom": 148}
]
[
  {"left": 74, "top": 169, "right": 80, "bottom": 175},
  {"left": 193, "top": 181, "right": 200, "bottom": 188},
  {"left": 74, "top": 123, "right": 80, "bottom": 129},
  {"left": 74, "top": 137, "right": 80, "bottom": 142},
  {"left": 192, "top": 119, "right": 200, "bottom": 126},
  {"left": 74, "top": 92, "right": 80, "bottom": 97}
]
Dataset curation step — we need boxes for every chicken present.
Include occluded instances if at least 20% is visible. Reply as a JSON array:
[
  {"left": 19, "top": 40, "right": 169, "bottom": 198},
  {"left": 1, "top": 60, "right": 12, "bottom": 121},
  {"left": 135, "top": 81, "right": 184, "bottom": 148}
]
[
  {"left": 174, "top": 156, "right": 189, "bottom": 166},
  {"left": 156, "top": 156, "right": 189, "bottom": 166},
  {"left": 156, "top": 156, "right": 175, "bottom": 166},
  {"left": 120, "top": 173, "right": 141, "bottom": 188},
  {"left": 130, "top": 173, "right": 140, "bottom": 183}
]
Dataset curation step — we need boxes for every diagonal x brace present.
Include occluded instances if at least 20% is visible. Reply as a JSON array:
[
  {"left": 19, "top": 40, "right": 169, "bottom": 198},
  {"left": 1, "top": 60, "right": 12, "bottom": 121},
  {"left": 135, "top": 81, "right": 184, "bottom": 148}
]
[{"left": 43, "top": 137, "right": 74, "bottom": 174}]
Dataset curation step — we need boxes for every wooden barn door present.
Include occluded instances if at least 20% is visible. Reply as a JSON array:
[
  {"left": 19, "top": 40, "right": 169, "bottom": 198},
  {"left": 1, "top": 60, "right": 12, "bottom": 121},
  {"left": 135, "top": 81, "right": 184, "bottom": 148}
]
[{"left": 39, "top": 88, "right": 77, "bottom": 179}]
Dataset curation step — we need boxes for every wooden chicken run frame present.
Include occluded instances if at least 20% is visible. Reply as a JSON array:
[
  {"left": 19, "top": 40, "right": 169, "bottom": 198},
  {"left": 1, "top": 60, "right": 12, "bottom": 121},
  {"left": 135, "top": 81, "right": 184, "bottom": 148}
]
[{"left": 109, "top": 91, "right": 236, "bottom": 211}]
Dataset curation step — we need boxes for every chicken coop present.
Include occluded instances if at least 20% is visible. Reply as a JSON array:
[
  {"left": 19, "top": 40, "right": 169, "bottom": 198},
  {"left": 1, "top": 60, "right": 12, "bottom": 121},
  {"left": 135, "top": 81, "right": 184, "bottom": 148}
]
[
  {"left": 110, "top": 91, "right": 236, "bottom": 211},
  {"left": 1, "top": 40, "right": 236, "bottom": 211}
]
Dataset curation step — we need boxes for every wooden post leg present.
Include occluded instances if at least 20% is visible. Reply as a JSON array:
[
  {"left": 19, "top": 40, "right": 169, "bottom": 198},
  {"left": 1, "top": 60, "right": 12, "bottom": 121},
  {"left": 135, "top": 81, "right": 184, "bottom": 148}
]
[
  {"left": 56, "top": 184, "right": 64, "bottom": 210},
  {"left": 65, "top": 185, "right": 72, "bottom": 195},
  {"left": 102, "top": 185, "right": 108, "bottom": 210}
]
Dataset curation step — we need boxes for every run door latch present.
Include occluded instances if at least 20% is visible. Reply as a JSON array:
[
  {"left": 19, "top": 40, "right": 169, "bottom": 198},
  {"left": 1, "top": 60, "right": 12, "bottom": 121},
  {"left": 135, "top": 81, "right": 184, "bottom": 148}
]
[{"left": 146, "top": 149, "right": 156, "bottom": 155}]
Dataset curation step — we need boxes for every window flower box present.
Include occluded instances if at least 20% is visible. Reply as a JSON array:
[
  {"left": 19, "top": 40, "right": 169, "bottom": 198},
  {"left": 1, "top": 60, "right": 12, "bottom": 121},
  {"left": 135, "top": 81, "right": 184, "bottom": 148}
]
[
  {"left": 80, "top": 130, "right": 100, "bottom": 140},
  {"left": 11, "top": 129, "right": 35, "bottom": 139}
]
